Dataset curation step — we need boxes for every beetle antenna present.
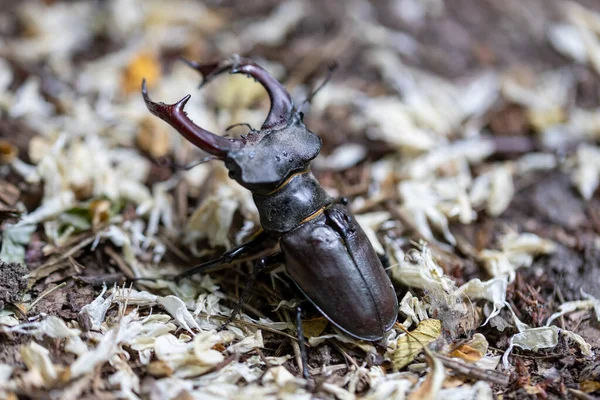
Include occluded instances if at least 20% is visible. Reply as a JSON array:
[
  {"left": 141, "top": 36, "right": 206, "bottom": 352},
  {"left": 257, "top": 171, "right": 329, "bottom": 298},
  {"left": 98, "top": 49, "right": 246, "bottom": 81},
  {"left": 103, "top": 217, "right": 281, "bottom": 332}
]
[
  {"left": 156, "top": 155, "right": 219, "bottom": 171},
  {"left": 298, "top": 62, "right": 338, "bottom": 113},
  {"left": 225, "top": 122, "right": 255, "bottom": 132}
]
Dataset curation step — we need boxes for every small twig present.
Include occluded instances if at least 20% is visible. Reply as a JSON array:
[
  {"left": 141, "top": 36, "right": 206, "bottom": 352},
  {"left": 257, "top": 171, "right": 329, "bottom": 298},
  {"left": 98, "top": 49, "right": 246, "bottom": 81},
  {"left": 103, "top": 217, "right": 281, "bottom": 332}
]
[
  {"left": 196, "top": 312, "right": 298, "bottom": 342},
  {"left": 568, "top": 388, "right": 598, "bottom": 400},
  {"left": 158, "top": 232, "right": 191, "bottom": 262},
  {"left": 224, "top": 294, "right": 267, "bottom": 320},
  {"left": 435, "top": 354, "right": 510, "bottom": 387},
  {"left": 198, "top": 354, "right": 237, "bottom": 378},
  {"left": 27, "top": 282, "right": 67, "bottom": 312},
  {"left": 105, "top": 246, "right": 135, "bottom": 279},
  {"left": 28, "top": 235, "right": 96, "bottom": 281}
]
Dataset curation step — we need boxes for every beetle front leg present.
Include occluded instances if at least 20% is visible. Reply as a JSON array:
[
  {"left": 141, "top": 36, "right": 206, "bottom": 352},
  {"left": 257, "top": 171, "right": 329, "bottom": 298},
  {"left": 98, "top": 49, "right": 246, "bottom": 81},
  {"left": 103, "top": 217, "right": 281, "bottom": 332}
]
[
  {"left": 217, "top": 252, "right": 284, "bottom": 331},
  {"left": 175, "top": 230, "right": 275, "bottom": 280}
]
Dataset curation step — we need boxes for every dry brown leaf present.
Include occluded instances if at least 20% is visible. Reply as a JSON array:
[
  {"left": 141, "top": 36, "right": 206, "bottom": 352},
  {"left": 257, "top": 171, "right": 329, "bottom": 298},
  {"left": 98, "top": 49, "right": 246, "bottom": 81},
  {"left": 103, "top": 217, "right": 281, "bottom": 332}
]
[
  {"left": 449, "top": 333, "right": 488, "bottom": 363},
  {"left": 392, "top": 319, "right": 442, "bottom": 371}
]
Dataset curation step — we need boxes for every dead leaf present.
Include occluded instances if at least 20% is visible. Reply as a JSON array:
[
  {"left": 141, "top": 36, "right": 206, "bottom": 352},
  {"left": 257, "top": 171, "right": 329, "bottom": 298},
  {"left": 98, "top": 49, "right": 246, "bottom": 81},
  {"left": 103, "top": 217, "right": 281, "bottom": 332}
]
[
  {"left": 392, "top": 319, "right": 442, "bottom": 371},
  {"left": 449, "top": 333, "right": 488, "bottom": 363},
  {"left": 580, "top": 380, "right": 600, "bottom": 393},
  {"left": 302, "top": 317, "right": 328, "bottom": 339}
]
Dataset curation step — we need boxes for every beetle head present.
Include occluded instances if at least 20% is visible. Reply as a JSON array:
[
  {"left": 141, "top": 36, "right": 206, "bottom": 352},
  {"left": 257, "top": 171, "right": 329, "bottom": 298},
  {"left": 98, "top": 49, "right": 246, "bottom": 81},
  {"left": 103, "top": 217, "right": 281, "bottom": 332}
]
[{"left": 142, "top": 56, "right": 321, "bottom": 194}]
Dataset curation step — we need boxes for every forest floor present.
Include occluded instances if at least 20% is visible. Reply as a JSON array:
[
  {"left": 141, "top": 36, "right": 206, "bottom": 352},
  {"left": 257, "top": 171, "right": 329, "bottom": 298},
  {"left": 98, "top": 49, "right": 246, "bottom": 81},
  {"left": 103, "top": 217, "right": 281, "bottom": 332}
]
[{"left": 0, "top": 0, "right": 599, "bottom": 399}]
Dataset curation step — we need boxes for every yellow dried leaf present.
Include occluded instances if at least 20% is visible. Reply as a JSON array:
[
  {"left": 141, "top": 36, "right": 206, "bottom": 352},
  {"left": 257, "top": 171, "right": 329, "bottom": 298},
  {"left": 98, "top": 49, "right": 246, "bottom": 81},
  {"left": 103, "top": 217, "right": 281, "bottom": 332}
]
[
  {"left": 136, "top": 117, "right": 172, "bottom": 158},
  {"left": 122, "top": 52, "right": 161, "bottom": 94},
  {"left": 89, "top": 199, "right": 111, "bottom": 227},
  {"left": 214, "top": 74, "right": 266, "bottom": 110},
  {"left": 527, "top": 107, "right": 565, "bottom": 132},
  {"left": 147, "top": 360, "right": 174, "bottom": 377},
  {"left": 580, "top": 380, "right": 600, "bottom": 393},
  {"left": 449, "top": 333, "right": 488, "bottom": 363},
  {"left": 392, "top": 319, "right": 442, "bottom": 371},
  {"left": 0, "top": 140, "right": 18, "bottom": 164},
  {"left": 302, "top": 317, "right": 328, "bottom": 339}
]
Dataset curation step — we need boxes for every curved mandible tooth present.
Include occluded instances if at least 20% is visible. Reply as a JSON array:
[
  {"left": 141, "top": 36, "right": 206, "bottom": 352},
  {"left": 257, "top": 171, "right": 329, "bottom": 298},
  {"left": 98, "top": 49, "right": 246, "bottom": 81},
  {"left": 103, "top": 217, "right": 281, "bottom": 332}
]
[
  {"left": 182, "top": 57, "right": 294, "bottom": 130},
  {"left": 141, "top": 79, "right": 243, "bottom": 157}
]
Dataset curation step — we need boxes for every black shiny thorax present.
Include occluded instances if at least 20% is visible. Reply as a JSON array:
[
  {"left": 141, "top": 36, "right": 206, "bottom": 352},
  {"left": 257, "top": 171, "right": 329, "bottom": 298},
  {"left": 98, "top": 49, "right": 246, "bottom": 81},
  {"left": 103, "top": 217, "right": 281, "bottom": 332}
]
[
  {"left": 223, "top": 116, "right": 322, "bottom": 193},
  {"left": 253, "top": 171, "right": 332, "bottom": 233}
]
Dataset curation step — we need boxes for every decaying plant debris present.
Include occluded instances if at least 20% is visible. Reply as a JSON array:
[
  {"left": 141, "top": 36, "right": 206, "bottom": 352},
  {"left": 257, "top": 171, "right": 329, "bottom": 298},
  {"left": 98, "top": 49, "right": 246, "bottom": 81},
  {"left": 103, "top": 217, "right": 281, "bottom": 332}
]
[{"left": 0, "top": 0, "right": 599, "bottom": 399}]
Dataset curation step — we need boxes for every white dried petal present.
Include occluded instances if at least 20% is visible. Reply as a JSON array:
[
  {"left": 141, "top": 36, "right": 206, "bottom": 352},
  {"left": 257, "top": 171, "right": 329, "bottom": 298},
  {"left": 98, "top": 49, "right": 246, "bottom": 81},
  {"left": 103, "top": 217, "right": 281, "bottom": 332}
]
[
  {"left": 363, "top": 377, "right": 412, "bottom": 400},
  {"left": 562, "top": 330, "right": 593, "bottom": 356},
  {"left": 11, "top": 2, "right": 94, "bottom": 61},
  {"left": 16, "top": 192, "right": 75, "bottom": 226},
  {"left": 227, "top": 330, "right": 263, "bottom": 354},
  {"left": 238, "top": 1, "right": 307, "bottom": 48},
  {"left": 0, "top": 314, "right": 20, "bottom": 327},
  {"left": 5, "top": 316, "right": 81, "bottom": 339},
  {"left": 460, "top": 278, "right": 508, "bottom": 325},
  {"left": 471, "top": 164, "right": 514, "bottom": 217},
  {"left": 479, "top": 231, "right": 555, "bottom": 281},
  {"left": 548, "top": 24, "right": 589, "bottom": 63},
  {"left": 515, "top": 153, "right": 557, "bottom": 175},
  {"left": 502, "top": 324, "right": 593, "bottom": 369},
  {"left": 21, "top": 341, "right": 59, "bottom": 387},
  {"left": 313, "top": 143, "right": 367, "bottom": 171},
  {"left": 9, "top": 78, "right": 54, "bottom": 119},
  {"left": 403, "top": 138, "right": 494, "bottom": 180},
  {"left": 571, "top": 144, "right": 600, "bottom": 200},
  {"left": 194, "top": 331, "right": 225, "bottom": 364},
  {"left": 546, "top": 297, "right": 600, "bottom": 326},
  {"left": 0, "top": 363, "right": 13, "bottom": 382},
  {"left": 502, "top": 69, "right": 574, "bottom": 111},
  {"left": 157, "top": 295, "right": 201, "bottom": 334},
  {"left": 354, "top": 212, "right": 391, "bottom": 255},
  {"left": 398, "top": 291, "right": 429, "bottom": 328},
  {"left": 363, "top": 97, "right": 437, "bottom": 152},
  {"left": 398, "top": 181, "right": 456, "bottom": 245},
  {"left": 79, "top": 285, "right": 113, "bottom": 331},
  {"left": 71, "top": 312, "right": 137, "bottom": 378},
  {"left": 65, "top": 336, "right": 88, "bottom": 356}
]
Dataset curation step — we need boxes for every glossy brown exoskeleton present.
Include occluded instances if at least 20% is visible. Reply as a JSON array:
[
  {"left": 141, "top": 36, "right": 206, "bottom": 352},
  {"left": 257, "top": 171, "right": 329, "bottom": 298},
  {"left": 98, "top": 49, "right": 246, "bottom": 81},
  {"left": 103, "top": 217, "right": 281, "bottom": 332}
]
[{"left": 142, "top": 56, "right": 398, "bottom": 341}]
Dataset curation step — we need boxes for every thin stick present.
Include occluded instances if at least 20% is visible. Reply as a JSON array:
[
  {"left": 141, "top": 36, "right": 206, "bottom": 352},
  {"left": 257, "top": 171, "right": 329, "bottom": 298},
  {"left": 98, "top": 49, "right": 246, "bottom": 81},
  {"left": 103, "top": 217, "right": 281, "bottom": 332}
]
[
  {"left": 435, "top": 354, "right": 510, "bottom": 387},
  {"left": 28, "top": 282, "right": 67, "bottom": 312},
  {"left": 296, "top": 306, "right": 309, "bottom": 380}
]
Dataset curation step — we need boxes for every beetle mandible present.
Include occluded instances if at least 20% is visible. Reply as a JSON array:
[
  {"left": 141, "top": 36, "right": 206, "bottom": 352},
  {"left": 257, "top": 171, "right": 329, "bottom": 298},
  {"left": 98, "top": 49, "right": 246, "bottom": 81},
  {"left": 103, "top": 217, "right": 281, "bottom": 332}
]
[{"left": 141, "top": 56, "right": 398, "bottom": 341}]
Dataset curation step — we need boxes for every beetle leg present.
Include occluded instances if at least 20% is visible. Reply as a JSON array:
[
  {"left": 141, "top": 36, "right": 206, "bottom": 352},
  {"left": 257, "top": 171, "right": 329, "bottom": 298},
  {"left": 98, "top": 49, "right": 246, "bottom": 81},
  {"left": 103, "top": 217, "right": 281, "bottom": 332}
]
[
  {"left": 217, "top": 253, "right": 284, "bottom": 331},
  {"left": 141, "top": 79, "right": 244, "bottom": 157},
  {"left": 296, "top": 306, "right": 310, "bottom": 380},
  {"left": 181, "top": 56, "right": 294, "bottom": 129},
  {"left": 175, "top": 230, "right": 275, "bottom": 280}
]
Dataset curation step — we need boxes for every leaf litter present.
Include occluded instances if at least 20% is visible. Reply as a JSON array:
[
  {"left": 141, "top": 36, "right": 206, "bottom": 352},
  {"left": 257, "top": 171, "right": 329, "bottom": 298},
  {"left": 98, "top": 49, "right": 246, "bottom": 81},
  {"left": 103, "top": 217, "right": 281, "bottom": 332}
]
[{"left": 0, "top": 0, "right": 599, "bottom": 399}]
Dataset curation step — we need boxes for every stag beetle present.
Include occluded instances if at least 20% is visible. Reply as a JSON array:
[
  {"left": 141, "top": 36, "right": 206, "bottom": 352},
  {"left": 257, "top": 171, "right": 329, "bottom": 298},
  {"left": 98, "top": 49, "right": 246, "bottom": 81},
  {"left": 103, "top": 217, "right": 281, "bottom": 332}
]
[{"left": 141, "top": 56, "right": 398, "bottom": 342}]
